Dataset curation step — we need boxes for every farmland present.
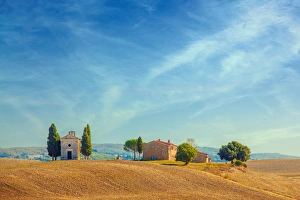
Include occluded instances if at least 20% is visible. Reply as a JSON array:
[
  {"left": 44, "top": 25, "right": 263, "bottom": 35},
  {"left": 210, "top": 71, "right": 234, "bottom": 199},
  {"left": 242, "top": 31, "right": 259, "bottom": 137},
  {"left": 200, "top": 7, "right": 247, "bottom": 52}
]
[{"left": 0, "top": 158, "right": 299, "bottom": 199}]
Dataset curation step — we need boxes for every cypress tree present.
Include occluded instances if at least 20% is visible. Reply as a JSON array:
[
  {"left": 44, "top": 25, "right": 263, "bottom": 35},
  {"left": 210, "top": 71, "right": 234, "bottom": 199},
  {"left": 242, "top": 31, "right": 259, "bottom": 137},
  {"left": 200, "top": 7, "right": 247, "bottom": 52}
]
[
  {"left": 137, "top": 136, "right": 143, "bottom": 161},
  {"left": 81, "top": 125, "right": 92, "bottom": 160},
  {"left": 86, "top": 124, "right": 92, "bottom": 159},
  {"left": 47, "top": 123, "right": 61, "bottom": 161}
]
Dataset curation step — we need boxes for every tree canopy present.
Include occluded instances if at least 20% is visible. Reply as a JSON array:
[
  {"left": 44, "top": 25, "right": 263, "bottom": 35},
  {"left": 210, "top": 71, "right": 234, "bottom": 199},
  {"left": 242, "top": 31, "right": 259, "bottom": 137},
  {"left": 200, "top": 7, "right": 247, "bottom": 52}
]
[
  {"left": 81, "top": 124, "right": 92, "bottom": 160},
  {"left": 175, "top": 142, "right": 198, "bottom": 165},
  {"left": 218, "top": 141, "right": 251, "bottom": 162},
  {"left": 124, "top": 139, "right": 138, "bottom": 160},
  {"left": 47, "top": 123, "right": 61, "bottom": 161}
]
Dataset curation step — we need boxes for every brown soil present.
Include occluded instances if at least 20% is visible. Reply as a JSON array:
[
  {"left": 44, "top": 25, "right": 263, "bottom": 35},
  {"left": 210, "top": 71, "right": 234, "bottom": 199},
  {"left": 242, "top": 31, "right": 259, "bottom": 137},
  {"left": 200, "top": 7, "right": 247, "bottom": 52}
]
[{"left": 0, "top": 158, "right": 299, "bottom": 199}]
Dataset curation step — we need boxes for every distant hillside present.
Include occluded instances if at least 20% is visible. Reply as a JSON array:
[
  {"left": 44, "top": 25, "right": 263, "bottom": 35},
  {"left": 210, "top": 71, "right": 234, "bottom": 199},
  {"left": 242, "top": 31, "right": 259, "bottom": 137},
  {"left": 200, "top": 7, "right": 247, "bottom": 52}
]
[
  {"left": 196, "top": 146, "right": 300, "bottom": 161},
  {"left": 0, "top": 144, "right": 298, "bottom": 161},
  {"left": 250, "top": 153, "right": 300, "bottom": 160},
  {"left": 0, "top": 144, "right": 131, "bottom": 161},
  {"left": 0, "top": 147, "right": 48, "bottom": 159}
]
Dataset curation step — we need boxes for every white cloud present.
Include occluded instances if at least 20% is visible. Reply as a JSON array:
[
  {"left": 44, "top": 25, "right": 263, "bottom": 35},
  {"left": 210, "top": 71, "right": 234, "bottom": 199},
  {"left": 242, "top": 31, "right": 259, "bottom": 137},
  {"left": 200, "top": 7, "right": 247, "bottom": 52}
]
[
  {"left": 147, "top": 40, "right": 216, "bottom": 81},
  {"left": 241, "top": 126, "right": 300, "bottom": 146}
]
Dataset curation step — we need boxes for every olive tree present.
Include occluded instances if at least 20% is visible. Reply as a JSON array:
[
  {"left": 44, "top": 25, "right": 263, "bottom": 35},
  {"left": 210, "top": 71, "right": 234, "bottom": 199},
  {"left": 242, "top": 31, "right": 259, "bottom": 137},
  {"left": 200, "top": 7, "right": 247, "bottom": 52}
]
[
  {"left": 175, "top": 143, "right": 198, "bottom": 165},
  {"left": 218, "top": 141, "right": 251, "bottom": 162}
]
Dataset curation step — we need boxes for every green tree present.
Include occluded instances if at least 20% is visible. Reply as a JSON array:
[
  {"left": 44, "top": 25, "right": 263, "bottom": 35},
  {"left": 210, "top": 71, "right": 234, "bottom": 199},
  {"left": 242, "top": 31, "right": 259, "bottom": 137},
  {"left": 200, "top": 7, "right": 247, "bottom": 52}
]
[
  {"left": 175, "top": 143, "right": 198, "bottom": 165},
  {"left": 86, "top": 124, "right": 91, "bottom": 138},
  {"left": 47, "top": 123, "right": 61, "bottom": 161},
  {"left": 137, "top": 136, "right": 144, "bottom": 161},
  {"left": 81, "top": 125, "right": 92, "bottom": 160},
  {"left": 218, "top": 141, "right": 251, "bottom": 162},
  {"left": 86, "top": 124, "right": 92, "bottom": 159},
  {"left": 124, "top": 139, "right": 138, "bottom": 160}
]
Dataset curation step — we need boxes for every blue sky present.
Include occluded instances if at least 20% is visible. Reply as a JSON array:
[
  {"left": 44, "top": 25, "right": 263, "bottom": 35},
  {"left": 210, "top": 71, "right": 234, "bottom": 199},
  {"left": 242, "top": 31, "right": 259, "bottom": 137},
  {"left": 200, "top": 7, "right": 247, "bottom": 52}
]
[{"left": 1, "top": 0, "right": 300, "bottom": 156}]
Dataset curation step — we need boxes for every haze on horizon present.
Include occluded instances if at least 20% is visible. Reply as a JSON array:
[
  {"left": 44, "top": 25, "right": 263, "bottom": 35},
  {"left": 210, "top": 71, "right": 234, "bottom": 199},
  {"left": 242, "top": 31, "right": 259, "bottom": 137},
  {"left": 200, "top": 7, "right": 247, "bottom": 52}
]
[{"left": 1, "top": 0, "right": 300, "bottom": 156}]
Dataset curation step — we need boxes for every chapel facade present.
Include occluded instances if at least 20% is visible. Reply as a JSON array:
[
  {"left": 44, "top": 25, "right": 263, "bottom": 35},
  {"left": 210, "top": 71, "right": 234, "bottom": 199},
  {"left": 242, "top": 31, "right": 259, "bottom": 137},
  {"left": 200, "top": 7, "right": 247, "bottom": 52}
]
[{"left": 61, "top": 131, "right": 81, "bottom": 160}]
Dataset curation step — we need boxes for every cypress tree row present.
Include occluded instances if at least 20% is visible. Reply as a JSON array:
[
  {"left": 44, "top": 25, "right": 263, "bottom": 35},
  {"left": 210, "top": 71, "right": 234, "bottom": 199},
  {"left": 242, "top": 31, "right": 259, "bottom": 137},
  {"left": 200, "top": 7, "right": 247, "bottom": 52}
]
[
  {"left": 81, "top": 124, "right": 92, "bottom": 160},
  {"left": 47, "top": 123, "right": 61, "bottom": 161}
]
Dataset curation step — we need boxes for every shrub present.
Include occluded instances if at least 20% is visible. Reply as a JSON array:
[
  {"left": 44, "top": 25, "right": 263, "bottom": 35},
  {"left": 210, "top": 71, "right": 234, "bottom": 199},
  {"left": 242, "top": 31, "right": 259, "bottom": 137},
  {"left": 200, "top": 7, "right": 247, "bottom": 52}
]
[
  {"left": 234, "top": 160, "right": 243, "bottom": 166},
  {"left": 233, "top": 159, "right": 247, "bottom": 168},
  {"left": 241, "top": 162, "right": 247, "bottom": 168}
]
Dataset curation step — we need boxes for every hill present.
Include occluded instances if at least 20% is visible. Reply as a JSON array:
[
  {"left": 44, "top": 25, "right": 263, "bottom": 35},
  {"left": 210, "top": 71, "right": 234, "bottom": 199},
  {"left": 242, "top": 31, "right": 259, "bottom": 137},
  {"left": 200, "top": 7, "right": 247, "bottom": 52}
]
[
  {"left": 1, "top": 159, "right": 299, "bottom": 199},
  {"left": 197, "top": 147, "right": 300, "bottom": 161},
  {"left": 1, "top": 144, "right": 299, "bottom": 161},
  {"left": 250, "top": 153, "right": 300, "bottom": 160}
]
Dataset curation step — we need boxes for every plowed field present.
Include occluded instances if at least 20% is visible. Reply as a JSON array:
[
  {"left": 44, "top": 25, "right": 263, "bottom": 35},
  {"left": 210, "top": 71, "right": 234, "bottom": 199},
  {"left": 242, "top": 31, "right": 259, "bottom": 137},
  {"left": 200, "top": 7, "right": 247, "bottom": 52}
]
[{"left": 0, "top": 158, "right": 299, "bottom": 199}]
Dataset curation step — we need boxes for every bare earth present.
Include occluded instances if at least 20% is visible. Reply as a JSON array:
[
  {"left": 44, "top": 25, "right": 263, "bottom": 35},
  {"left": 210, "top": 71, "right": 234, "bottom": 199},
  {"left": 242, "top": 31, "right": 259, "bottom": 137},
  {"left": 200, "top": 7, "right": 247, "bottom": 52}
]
[{"left": 0, "top": 158, "right": 299, "bottom": 199}]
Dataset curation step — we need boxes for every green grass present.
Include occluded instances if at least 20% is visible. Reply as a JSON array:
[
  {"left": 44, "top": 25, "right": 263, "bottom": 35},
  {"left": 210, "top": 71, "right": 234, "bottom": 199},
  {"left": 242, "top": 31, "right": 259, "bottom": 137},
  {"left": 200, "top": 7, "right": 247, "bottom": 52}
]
[{"left": 146, "top": 160, "right": 231, "bottom": 172}]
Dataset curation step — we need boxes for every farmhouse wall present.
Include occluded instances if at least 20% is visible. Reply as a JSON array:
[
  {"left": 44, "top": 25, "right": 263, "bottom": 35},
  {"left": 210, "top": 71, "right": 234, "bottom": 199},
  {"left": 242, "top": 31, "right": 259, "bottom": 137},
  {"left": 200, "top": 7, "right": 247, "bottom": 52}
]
[
  {"left": 143, "top": 139, "right": 177, "bottom": 161},
  {"left": 61, "top": 131, "right": 81, "bottom": 160},
  {"left": 192, "top": 151, "right": 211, "bottom": 163}
]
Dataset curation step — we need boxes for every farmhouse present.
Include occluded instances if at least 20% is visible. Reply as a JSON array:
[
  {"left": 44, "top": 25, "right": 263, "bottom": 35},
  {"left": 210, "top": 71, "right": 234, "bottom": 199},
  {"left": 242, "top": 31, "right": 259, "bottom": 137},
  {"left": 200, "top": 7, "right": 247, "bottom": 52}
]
[
  {"left": 192, "top": 151, "right": 211, "bottom": 163},
  {"left": 143, "top": 139, "right": 177, "bottom": 161},
  {"left": 61, "top": 131, "right": 81, "bottom": 160}
]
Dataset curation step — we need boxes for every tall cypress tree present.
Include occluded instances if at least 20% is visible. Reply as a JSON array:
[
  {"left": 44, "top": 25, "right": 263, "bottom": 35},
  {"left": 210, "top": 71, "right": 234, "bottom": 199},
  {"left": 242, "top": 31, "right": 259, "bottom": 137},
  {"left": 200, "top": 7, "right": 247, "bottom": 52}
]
[
  {"left": 47, "top": 123, "right": 61, "bottom": 161},
  {"left": 81, "top": 125, "right": 92, "bottom": 160},
  {"left": 137, "top": 136, "right": 143, "bottom": 161},
  {"left": 86, "top": 124, "right": 92, "bottom": 159}
]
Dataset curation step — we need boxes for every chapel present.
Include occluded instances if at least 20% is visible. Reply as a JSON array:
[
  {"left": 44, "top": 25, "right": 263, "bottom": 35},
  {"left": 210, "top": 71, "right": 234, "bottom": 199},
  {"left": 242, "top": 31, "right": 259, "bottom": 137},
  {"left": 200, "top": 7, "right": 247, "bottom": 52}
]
[{"left": 61, "top": 131, "right": 81, "bottom": 160}]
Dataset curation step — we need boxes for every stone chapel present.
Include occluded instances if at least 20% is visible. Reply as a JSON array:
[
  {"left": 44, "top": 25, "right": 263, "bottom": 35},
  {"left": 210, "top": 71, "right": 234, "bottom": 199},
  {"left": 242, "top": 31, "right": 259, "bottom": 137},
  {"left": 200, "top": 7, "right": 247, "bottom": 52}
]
[{"left": 61, "top": 131, "right": 81, "bottom": 160}]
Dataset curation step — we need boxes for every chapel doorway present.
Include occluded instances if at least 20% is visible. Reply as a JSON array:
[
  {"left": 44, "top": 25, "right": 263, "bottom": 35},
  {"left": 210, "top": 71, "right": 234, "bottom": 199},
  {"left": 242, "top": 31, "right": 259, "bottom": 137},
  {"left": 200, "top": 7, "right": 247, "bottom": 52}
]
[{"left": 67, "top": 151, "right": 72, "bottom": 159}]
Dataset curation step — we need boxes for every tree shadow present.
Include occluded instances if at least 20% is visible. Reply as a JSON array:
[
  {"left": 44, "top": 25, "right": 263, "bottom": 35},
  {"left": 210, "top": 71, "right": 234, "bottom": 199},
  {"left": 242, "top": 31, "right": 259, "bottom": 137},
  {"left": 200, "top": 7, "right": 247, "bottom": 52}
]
[{"left": 161, "top": 163, "right": 185, "bottom": 166}]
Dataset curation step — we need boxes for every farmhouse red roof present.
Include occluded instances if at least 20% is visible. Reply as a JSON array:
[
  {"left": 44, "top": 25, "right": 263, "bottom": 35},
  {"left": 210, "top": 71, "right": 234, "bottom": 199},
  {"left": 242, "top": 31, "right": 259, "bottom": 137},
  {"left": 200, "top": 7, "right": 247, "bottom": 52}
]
[
  {"left": 155, "top": 139, "right": 177, "bottom": 146},
  {"left": 197, "top": 151, "right": 209, "bottom": 156}
]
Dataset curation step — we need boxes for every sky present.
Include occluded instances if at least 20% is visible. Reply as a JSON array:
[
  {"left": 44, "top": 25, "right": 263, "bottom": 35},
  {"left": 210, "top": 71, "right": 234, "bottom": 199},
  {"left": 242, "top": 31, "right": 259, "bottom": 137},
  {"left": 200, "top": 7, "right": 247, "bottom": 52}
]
[{"left": 1, "top": 0, "right": 300, "bottom": 156}]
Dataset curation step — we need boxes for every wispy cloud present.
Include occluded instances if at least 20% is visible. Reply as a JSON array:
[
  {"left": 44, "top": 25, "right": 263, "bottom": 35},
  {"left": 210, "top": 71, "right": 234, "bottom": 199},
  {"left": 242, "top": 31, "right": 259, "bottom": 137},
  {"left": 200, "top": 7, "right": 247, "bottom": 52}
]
[
  {"left": 147, "top": 40, "right": 216, "bottom": 81},
  {"left": 145, "top": 0, "right": 300, "bottom": 118},
  {"left": 241, "top": 126, "right": 300, "bottom": 146},
  {"left": 1, "top": 0, "right": 300, "bottom": 155}
]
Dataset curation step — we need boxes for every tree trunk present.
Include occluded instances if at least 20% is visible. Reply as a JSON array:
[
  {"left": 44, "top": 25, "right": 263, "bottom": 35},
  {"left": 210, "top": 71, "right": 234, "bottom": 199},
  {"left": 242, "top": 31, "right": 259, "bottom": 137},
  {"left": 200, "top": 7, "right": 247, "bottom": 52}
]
[
  {"left": 138, "top": 153, "right": 140, "bottom": 161},
  {"left": 52, "top": 156, "right": 54, "bottom": 161},
  {"left": 133, "top": 150, "right": 136, "bottom": 161}
]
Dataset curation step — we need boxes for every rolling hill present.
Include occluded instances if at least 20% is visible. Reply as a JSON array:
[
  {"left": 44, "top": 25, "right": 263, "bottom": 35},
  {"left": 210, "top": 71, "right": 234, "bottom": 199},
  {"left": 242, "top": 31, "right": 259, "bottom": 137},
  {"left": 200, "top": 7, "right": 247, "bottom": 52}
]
[
  {"left": 1, "top": 144, "right": 299, "bottom": 161},
  {"left": 1, "top": 144, "right": 299, "bottom": 162},
  {"left": 0, "top": 158, "right": 299, "bottom": 199}
]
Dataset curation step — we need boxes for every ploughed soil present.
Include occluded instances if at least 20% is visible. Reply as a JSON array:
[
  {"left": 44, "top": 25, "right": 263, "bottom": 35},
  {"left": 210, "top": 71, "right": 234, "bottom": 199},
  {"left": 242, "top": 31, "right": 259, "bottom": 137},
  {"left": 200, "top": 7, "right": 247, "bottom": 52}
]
[{"left": 0, "top": 158, "right": 299, "bottom": 199}]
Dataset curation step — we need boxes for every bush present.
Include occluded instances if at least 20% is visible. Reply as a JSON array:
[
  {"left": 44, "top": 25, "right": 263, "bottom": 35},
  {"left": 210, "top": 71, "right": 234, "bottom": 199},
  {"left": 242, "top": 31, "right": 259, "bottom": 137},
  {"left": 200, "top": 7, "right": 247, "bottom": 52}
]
[
  {"left": 233, "top": 159, "right": 247, "bottom": 168},
  {"left": 234, "top": 160, "right": 243, "bottom": 166}
]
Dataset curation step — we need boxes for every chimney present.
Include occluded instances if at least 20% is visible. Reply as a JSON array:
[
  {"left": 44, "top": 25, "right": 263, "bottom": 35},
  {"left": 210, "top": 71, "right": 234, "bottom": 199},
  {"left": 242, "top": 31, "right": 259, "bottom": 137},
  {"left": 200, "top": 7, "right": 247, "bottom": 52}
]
[{"left": 168, "top": 139, "right": 170, "bottom": 144}]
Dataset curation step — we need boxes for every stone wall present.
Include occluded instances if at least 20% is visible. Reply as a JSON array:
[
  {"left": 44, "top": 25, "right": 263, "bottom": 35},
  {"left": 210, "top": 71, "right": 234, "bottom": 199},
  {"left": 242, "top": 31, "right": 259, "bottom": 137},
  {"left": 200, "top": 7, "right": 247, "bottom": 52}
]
[
  {"left": 192, "top": 152, "right": 211, "bottom": 163},
  {"left": 143, "top": 140, "right": 177, "bottom": 161}
]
